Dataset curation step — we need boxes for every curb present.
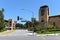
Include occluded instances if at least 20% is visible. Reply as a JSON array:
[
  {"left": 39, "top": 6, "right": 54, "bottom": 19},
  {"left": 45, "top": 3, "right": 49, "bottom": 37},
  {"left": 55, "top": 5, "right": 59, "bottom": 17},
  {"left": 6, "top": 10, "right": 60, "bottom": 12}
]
[{"left": 34, "top": 33, "right": 59, "bottom": 36}]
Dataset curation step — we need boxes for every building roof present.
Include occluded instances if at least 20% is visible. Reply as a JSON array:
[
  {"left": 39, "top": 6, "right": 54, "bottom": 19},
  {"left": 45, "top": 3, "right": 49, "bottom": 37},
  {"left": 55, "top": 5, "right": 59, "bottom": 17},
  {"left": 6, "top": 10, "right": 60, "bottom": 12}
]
[
  {"left": 4, "top": 20, "right": 8, "bottom": 22},
  {"left": 49, "top": 15, "right": 60, "bottom": 18},
  {"left": 40, "top": 5, "right": 48, "bottom": 8}
]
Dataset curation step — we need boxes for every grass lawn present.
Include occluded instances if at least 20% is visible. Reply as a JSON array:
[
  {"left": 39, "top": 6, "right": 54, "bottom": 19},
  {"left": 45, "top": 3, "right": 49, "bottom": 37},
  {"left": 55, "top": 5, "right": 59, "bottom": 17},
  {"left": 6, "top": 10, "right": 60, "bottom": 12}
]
[
  {"left": 0, "top": 30, "right": 5, "bottom": 32},
  {"left": 36, "top": 31, "right": 60, "bottom": 34}
]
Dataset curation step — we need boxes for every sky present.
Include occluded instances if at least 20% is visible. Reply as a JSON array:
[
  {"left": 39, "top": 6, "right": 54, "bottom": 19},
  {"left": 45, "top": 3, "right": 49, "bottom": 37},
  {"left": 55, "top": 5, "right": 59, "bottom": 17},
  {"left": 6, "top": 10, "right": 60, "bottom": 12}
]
[{"left": 0, "top": 0, "right": 60, "bottom": 24}]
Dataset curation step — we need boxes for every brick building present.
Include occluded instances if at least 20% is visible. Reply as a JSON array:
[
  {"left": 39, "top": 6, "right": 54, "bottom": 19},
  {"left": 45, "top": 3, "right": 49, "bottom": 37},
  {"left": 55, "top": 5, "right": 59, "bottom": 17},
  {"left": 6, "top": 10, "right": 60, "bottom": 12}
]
[
  {"left": 5, "top": 19, "right": 17, "bottom": 30},
  {"left": 39, "top": 5, "right": 60, "bottom": 29}
]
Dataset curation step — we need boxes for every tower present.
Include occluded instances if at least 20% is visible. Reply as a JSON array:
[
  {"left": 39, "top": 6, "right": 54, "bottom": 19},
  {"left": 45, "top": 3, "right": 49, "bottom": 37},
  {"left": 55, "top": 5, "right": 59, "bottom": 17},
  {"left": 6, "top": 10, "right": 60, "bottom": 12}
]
[{"left": 39, "top": 5, "right": 49, "bottom": 26}]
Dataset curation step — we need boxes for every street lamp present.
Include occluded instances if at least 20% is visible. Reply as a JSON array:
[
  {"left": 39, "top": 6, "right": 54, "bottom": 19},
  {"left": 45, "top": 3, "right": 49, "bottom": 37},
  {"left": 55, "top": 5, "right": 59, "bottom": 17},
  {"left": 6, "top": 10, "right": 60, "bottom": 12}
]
[{"left": 20, "top": 9, "right": 34, "bottom": 35}]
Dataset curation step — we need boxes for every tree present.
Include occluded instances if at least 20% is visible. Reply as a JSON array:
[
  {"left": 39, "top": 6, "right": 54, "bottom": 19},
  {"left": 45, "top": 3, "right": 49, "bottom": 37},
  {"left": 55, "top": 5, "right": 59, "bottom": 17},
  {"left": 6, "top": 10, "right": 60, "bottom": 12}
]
[
  {"left": 4, "top": 22, "right": 8, "bottom": 27},
  {"left": 0, "top": 8, "right": 5, "bottom": 30},
  {"left": 47, "top": 24, "right": 56, "bottom": 31},
  {"left": 27, "top": 18, "right": 40, "bottom": 32},
  {"left": 15, "top": 23, "right": 24, "bottom": 29},
  {"left": 24, "top": 21, "right": 32, "bottom": 29}
]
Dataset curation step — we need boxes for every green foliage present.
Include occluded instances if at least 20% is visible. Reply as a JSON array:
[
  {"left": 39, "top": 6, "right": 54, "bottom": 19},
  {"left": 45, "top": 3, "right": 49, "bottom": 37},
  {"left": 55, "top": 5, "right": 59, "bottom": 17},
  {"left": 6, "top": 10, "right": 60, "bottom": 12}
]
[
  {"left": 36, "top": 31, "right": 55, "bottom": 34},
  {"left": 47, "top": 24, "right": 56, "bottom": 31},
  {"left": 34, "top": 25, "right": 40, "bottom": 31},
  {"left": 28, "top": 27, "right": 33, "bottom": 31},
  {"left": 16, "top": 23, "right": 24, "bottom": 29},
  {"left": 0, "top": 9, "right": 5, "bottom": 30},
  {"left": 0, "top": 20, "right": 4, "bottom": 29},
  {"left": 0, "top": 30, "right": 5, "bottom": 32},
  {"left": 47, "top": 24, "right": 56, "bottom": 29},
  {"left": 28, "top": 22, "right": 40, "bottom": 32},
  {"left": 36, "top": 24, "right": 57, "bottom": 34},
  {"left": 4, "top": 22, "right": 8, "bottom": 27},
  {"left": 28, "top": 18, "right": 40, "bottom": 32},
  {"left": 28, "top": 17, "right": 57, "bottom": 34}
]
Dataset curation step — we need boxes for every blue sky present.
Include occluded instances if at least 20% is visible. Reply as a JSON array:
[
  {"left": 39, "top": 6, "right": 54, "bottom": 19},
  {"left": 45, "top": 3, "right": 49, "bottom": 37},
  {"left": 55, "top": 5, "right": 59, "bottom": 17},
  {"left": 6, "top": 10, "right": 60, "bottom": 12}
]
[{"left": 0, "top": 0, "right": 60, "bottom": 23}]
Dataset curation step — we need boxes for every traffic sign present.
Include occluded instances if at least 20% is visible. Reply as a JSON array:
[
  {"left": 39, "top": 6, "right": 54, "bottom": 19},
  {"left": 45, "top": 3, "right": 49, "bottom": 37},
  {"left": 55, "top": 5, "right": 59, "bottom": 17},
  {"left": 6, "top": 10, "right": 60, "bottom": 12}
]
[{"left": 21, "top": 20, "right": 27, "bottom": 22}]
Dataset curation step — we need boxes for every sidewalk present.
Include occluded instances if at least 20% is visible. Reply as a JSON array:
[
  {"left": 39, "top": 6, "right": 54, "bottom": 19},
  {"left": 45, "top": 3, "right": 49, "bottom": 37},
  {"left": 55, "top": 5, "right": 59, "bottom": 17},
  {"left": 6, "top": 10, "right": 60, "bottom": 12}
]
[{"left": 0, "top": 30, "right": 15, "bottom": 37}]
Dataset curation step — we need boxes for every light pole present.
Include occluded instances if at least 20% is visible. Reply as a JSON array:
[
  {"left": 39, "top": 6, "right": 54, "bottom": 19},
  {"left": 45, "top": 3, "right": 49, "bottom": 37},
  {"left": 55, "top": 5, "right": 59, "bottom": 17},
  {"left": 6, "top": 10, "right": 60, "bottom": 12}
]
[{"left": 20, "top": 9, "right": 34, "bottom": 35}]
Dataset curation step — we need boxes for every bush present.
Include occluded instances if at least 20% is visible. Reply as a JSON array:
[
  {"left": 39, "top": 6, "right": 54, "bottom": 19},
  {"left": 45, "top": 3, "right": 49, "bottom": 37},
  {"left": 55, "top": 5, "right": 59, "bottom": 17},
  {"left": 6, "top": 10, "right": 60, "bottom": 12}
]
[
  {"left": 0, "top": 30, "right": 5, "bottom": 32},
  {"left": 28, "top": 27, "right": 33, "bottom": 31}
]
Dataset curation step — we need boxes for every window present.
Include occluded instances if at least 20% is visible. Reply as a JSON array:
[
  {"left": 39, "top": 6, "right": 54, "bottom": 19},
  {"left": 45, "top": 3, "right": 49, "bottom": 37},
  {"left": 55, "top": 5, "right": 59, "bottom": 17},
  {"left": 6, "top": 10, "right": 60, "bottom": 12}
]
[
  {"left": 41, "top": 20, "right": 44, "bottom": 22},
  {"left": 41, "top": 9, "right": 45, "bottom": 16},
  {"left": 53, "top": 22, "right": 55, "bottom": 26},
  {"left": 41, "top": 12, "right": 44, "bottom": 16},
  {"left": 41, "top": 20, "right": 45, "bottom": 26}
]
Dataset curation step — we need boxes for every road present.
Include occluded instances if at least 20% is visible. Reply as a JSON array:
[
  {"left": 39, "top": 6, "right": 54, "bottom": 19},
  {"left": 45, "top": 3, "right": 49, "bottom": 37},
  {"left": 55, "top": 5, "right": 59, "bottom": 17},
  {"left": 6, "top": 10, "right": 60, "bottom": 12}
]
[{"left": 0, "top": 30, "right": 60, "bottom": 40}]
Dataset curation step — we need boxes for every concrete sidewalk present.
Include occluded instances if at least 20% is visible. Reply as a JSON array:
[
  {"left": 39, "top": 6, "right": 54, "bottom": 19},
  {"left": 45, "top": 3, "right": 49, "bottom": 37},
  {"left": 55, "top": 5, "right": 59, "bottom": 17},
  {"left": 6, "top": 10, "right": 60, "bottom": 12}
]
[
  {"left": 0, "top": 30, "right": 15, "bottom": 37},
  {"left": 35, "top": 33, "right": 59, "bottom": 36}
]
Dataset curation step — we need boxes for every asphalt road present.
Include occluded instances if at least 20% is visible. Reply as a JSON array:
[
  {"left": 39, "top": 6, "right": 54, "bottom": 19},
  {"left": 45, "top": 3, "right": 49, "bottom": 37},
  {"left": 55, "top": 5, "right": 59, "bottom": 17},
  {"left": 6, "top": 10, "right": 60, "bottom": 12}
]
[{"left": 0, "top": 30, "right": 60, "bottom": 40}]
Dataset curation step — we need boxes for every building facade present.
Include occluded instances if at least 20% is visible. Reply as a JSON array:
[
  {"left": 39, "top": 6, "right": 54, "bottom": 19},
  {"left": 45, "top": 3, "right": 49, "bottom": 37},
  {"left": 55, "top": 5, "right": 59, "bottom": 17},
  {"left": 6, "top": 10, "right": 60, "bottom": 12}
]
[
  {"left": 39, "top": 5, "right": 60, "bottom": 29},
  {"left": 5, "top": 19, "right": 17, "bottom": 30},
  {"left": 39, "top": 5, "right": 49, "bottom": 27},
  {"left": 49, "top": 15, "right": 60, "bottom": 29}
]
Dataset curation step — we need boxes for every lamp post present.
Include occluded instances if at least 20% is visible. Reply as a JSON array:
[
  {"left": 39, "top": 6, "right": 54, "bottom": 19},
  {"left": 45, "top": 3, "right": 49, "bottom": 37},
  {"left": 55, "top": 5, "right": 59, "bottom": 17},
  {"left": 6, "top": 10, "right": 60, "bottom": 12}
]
[{"left": 20, "top": 9, "right": 34, "bottom": 35}]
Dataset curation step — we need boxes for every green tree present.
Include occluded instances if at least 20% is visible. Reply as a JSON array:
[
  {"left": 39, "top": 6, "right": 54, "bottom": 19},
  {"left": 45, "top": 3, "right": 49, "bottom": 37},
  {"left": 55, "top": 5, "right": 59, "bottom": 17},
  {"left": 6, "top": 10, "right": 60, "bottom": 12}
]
[
  {"left": 16, "top": 23, "right": 24, "bottom": 29},
  {"left": 47, "top": 24, "right": 56, "bottom": 31},
  {"left": 24, "top": 21, "right": 32, "bottom": 28},
  {"left": 28, "top": 18, "right": 40, "bottom": 32},
  {"left": 0, "top": 8, "right": 5, "bottom": 30}
]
